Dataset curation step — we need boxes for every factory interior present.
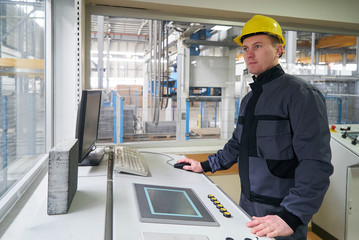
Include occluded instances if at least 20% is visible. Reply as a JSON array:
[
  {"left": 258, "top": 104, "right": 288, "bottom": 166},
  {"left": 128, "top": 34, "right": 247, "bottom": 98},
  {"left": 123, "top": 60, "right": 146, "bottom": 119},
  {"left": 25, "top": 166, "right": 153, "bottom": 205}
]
[{"left": 0, "top": 0, "right": 359, "bottom": 239}]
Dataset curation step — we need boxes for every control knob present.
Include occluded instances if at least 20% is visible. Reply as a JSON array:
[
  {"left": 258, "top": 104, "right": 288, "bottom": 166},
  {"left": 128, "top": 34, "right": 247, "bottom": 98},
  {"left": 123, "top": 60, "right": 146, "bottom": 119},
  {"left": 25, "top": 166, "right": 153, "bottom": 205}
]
[{"left": 352, "top": 136, "right": 358, "bottom": 145}]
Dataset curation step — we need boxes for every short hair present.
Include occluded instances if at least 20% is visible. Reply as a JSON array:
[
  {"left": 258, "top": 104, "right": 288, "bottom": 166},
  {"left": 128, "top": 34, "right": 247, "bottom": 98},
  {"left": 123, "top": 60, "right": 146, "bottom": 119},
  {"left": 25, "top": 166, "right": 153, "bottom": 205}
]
[{"left": 268, "top": 35, "right": 281, "bottom": 46}]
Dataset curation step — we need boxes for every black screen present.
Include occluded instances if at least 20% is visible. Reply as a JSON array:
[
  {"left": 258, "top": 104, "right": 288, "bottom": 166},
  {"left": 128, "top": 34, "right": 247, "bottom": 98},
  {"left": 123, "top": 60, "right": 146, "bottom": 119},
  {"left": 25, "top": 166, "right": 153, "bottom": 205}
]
[{"left": 76, "top": 90, "right": 103, "bottom": 166}]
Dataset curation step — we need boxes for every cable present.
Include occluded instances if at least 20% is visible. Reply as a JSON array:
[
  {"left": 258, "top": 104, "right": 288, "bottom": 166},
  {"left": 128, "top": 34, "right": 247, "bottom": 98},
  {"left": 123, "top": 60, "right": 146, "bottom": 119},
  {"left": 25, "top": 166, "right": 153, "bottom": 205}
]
[{"left": 139, "top": 151, "right": 179, "bottom": 166}]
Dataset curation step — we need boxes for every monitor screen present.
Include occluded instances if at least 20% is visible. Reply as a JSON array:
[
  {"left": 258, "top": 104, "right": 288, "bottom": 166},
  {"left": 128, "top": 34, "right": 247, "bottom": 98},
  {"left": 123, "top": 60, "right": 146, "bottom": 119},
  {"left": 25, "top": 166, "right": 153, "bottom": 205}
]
[
  {"left": 134, "top": 183, "right": 219, "bottom": 226},
  {"left": 76, "top": 90, "right": 103, "bottom": 166}
]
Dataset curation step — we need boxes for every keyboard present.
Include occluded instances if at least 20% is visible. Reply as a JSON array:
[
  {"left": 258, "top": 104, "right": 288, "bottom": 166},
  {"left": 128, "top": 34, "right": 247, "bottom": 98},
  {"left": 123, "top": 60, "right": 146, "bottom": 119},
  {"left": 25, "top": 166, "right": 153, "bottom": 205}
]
[{"left": 113, "top": 146, "right": 150, "bottom": 176}]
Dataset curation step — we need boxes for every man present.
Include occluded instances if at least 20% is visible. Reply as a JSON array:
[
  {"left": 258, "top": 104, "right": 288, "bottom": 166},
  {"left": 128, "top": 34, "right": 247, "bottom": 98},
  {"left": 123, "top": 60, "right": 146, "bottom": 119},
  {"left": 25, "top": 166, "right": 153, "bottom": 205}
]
[{"left": 177, "top": 15, "right": 333, "bottom": 239}]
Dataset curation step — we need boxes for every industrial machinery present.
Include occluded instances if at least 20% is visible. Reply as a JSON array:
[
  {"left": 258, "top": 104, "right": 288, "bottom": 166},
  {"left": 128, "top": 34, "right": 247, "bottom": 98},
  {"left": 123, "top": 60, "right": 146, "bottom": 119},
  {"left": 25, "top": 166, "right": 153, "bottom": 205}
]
[{"left": 312, "top": 124, "right": 359, "bottom": 240}]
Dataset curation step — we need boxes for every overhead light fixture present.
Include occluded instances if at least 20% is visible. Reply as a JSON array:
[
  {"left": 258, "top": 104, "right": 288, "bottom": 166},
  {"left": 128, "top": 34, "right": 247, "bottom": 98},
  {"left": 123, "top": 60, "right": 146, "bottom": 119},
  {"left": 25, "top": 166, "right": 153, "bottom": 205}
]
[
  {"left": 211, "top": 25, "right": 232, "bottom": 31},
  {"left": 91, "top": 57, "right": 144, "bottom": 63},
  {"left": 91, "top": 51, "right": 145, "bottom": 56}
]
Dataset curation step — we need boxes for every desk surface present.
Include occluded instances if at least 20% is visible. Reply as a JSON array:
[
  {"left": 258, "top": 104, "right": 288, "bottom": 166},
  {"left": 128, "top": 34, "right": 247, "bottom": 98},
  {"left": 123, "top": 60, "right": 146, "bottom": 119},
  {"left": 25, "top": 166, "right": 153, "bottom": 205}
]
[
  {"left": 1, "top": 158, "right": 108, "bottom": 240},
  {"left": 2, "top": 150, "right": 270, "bottom": 240},
  {"left": 113, "top": 151, "right": 269, "bottom": 240}
]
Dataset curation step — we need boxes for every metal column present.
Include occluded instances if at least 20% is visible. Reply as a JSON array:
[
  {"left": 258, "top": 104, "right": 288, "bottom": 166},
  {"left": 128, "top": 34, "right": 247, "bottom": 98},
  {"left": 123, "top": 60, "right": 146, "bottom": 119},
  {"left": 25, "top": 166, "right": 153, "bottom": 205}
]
[
  {"left": 1, "top": 96, "right": 8, "bottom": 194},
  {"left": 176, "top": 41, "right": 190, "bottom": 141},
  {"left": 97, "top": 16, "right": 104, "bottom": 89},
  {"left": 311, "top": 33, "right": 316, "bottom": 74},
  {"left": 286, "top": 31, "right": 297, "bottom": 71}
]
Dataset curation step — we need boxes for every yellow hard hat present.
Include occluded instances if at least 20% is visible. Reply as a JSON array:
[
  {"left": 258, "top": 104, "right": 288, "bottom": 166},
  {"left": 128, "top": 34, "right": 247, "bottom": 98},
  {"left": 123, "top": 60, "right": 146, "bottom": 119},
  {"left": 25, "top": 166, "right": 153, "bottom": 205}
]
[{"left": 234, "top": 15, "right": 286, "bottom": 47}]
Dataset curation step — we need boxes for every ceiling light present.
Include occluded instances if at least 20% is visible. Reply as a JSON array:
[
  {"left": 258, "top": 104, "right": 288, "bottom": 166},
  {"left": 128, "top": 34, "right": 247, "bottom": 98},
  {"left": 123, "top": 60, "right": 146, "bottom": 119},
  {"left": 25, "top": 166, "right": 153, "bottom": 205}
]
[{"left": 211, "top": 25, "right": 232, "bottom": 31}]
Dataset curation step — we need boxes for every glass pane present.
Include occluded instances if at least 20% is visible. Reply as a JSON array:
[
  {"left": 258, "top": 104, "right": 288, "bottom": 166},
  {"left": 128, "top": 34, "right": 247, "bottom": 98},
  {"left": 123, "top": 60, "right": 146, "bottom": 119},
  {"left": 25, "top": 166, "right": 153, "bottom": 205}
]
[
  {"left": 91, "top": 16, "right": 226, "bottom": 143},
  {"left": 91, "top": 15, "right": 359, "bottom": 143},
  {"left": 288, "top": 32, "right": 358, "bottom": 124},
  {"left": 0, "top": 1, "right": 45, "bottom": 198}
]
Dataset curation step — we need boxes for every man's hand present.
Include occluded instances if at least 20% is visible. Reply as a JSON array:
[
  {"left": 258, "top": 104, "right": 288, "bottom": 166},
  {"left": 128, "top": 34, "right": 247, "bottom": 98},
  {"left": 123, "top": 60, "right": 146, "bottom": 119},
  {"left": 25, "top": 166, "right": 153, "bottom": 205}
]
[
  {"left": 246, "top": 215, "right": 294, "bottom": 238},
  {"left": 177, "top": 158, "right": 203, "bottom": 173}
]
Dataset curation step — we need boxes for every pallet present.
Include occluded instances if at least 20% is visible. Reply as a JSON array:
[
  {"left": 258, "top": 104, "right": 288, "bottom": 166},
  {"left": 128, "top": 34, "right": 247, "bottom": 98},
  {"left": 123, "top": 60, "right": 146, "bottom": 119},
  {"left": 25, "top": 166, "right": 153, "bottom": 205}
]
[
  {"left": 191, "top": 128, "right": 220, "bottom": 138},
  {"left": 149, "top": 135, "right": 176, "bottom": 141}
]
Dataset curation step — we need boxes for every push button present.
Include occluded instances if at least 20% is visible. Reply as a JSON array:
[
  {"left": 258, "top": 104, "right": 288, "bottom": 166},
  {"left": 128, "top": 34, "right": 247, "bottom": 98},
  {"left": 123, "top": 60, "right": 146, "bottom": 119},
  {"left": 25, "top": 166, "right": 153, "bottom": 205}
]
[
  {"left": 207, "top": 194, "right": 233, "bottom": 218},
  {"left": 219, "top": 207, "right": 227, "bottom": 213},
  {"left": 223, "top": 211, "right": 231, "bottom": 217},
  {"left": 216, "top": 204, "right": 224, "bottom": 209}
]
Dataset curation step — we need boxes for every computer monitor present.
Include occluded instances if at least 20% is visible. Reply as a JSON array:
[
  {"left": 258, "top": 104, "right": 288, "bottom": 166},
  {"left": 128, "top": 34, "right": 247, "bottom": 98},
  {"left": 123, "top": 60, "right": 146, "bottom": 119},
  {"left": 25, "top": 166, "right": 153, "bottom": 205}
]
[{"left": 75, "top": 89, "right": 104, "bottom": 166}]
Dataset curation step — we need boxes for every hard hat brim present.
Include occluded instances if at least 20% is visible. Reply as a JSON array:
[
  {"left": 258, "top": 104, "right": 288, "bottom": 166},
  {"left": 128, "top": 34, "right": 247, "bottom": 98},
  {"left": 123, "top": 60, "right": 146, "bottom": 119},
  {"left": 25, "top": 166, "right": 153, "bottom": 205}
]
[{"left": 233, "top": 32, "right": 286, "bottom": 47}]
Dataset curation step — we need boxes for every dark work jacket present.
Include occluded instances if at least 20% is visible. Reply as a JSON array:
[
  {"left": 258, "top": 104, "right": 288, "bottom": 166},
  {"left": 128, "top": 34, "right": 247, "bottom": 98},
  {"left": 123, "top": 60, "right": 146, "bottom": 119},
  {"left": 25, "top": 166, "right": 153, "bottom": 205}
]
[{"left": 201, "top": 64, "right": 333, "bottom": 231}]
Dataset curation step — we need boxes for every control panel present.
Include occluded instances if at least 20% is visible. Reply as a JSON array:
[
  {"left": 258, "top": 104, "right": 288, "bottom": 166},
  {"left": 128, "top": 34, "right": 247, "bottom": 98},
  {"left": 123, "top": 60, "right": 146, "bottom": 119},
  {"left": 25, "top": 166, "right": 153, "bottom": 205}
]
[
  {"left": 312, "top": 124, "right": 359, "bottom": 240},
  {"left": 330, "top": 124, "right": 359, "bottom": 154}
]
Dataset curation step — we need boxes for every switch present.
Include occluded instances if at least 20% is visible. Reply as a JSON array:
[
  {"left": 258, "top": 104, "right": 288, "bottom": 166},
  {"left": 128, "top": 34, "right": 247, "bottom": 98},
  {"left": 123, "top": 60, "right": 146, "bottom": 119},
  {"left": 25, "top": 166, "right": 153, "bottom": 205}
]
[
  {"left": 352, "top": 136, "right": 358, "bottom": 145},
  {"left": 340, "top": 126, "right": 351, "bottom": 131}
]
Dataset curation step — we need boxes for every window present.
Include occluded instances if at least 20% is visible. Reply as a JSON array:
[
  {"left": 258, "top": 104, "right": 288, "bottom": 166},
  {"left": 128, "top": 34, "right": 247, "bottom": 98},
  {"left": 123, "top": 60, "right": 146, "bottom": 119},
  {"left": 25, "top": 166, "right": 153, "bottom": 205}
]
[
  {"left": 90, "top": 16, "right": 232, "bottom": 143},
  {"left": 284, "top": 31, "right": 358, "bottom": 124},
  {"left": 237, "top": 31, "right": 358, "bottom": 124},
  {"left": 0, "top": 1, "right": 46, "bottom": 200}
]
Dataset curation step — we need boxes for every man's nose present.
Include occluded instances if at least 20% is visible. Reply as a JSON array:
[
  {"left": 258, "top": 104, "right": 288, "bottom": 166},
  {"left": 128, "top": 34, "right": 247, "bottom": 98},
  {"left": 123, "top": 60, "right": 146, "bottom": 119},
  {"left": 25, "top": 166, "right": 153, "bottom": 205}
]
[{"left": 245, "top": 49, "right": 254, "bottom": 57}]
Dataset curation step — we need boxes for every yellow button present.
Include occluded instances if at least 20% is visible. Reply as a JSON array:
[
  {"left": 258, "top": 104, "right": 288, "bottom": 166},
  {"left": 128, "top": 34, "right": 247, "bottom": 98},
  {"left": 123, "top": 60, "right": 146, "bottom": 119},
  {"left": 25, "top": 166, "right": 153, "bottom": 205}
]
[
  {"left": 219, "top": 207, "right": 227, "bottom": 213},
  {"left": 208, "top": 194, "right": 215, "bottom": 198},
  {"left": 213, "top": 200, "right": 220, "bottom": 205},
  {"left": 216, "top": 204, "right": 224, "bottom": 209},
  {"left": 223, "top": 211, "right": 231, "bottom": 217}
]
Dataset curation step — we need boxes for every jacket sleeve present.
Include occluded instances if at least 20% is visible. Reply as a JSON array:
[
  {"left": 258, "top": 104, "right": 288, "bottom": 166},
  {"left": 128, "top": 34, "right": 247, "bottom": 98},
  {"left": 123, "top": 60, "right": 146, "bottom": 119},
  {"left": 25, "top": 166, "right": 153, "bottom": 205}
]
[
  {"left": 206, "top": 133, "right": 240, "bottom": 173},
  {"left": 281, "top": 83, "right": 333, "bottom": 225},
  {"left": 204, "top": 94, "right": 251, "bottom": 173},
  {"left": 203, "top": 120, "right": 242, "bottom": 173}
]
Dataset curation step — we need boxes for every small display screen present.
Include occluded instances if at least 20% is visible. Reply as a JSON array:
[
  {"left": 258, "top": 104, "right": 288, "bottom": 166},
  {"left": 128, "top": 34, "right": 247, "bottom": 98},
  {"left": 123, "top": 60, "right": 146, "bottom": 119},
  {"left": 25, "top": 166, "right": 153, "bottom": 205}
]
[
  {"left": 144, "top": 187, "right": 201, "bottom": 217},
  {"left": 134, "top": 184, "right": 219, "bottom": 226}
]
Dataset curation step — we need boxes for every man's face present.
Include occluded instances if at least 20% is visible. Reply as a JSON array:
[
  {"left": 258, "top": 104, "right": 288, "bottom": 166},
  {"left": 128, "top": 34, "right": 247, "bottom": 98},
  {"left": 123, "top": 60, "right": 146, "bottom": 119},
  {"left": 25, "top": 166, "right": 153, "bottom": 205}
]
[{"left": 242, "top": 34, "right": 282, "bottom": 77}]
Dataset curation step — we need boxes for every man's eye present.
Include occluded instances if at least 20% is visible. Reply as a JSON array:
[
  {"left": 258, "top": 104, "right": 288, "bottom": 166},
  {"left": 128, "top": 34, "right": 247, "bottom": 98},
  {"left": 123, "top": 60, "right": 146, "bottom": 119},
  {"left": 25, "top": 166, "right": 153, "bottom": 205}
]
[
  {"left": 255, "top": 45, "right": 261, "bottom": 48},
  {"left": 242, "top": 47, "right": 248, "bottom": 51}
]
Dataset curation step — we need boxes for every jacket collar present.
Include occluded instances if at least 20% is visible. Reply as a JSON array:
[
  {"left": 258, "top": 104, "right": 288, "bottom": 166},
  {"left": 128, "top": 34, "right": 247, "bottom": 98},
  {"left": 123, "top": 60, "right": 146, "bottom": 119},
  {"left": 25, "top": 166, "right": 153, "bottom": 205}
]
[{"left": 252, "top": 64, "right": 285, "bottom": 85}]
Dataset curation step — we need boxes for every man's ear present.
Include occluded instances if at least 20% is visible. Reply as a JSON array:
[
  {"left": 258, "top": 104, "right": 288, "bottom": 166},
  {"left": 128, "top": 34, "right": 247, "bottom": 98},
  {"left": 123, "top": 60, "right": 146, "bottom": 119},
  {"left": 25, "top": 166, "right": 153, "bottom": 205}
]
[{"left": 277, "top": 44, "right": 284, "bottom": 58}]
